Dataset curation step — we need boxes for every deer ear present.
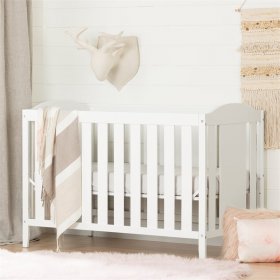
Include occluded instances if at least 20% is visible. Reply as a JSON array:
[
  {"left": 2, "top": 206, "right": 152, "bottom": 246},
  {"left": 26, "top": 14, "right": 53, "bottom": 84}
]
[
  {"left": 112, "top": 48, "right": 123, "bottom": 57},
  {"left": 117, "top": 31, "right": 124, "bottom": 38},
  {"left": 112, "top": 43, "right": 126, "bottom": 56},
  {"left": 101, "top": 41, "right": 125, "bottom": 54}
]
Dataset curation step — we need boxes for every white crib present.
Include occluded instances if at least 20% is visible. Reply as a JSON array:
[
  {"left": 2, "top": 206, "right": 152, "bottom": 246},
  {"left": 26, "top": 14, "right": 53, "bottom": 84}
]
[{"left": 22, "top": 104, "right": 264, "bottom": 258}]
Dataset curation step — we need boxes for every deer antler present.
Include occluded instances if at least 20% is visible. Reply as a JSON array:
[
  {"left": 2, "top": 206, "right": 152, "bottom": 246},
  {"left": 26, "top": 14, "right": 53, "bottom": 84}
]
[{"left": 66, "top": 28, "right": 97, "bottom": 53}]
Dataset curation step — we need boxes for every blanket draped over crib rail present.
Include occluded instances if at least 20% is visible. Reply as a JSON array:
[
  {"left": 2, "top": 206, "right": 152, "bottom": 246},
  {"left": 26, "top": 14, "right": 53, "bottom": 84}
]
[
  {"left": 38, "top": 108, "right": 82, "bottom": 249},
  {"left": 240, "top": 8, "right": 280, "bottom": 149}
]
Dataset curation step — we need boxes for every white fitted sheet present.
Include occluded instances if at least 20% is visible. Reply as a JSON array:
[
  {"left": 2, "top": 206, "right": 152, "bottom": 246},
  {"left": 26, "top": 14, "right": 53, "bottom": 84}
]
[{"left": 92, "top": 163, "right": 247, "bottom": 197}]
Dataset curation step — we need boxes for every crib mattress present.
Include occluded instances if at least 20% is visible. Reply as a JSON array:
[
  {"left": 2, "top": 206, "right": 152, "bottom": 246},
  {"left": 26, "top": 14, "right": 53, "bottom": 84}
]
[{"left": 92, "top": 163, "right": 251, "bottom": 197}]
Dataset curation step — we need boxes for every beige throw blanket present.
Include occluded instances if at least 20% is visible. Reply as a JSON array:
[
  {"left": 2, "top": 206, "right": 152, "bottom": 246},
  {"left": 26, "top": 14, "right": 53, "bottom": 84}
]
[{"left": 38, "top": 108, "right": 82, "bottom": 249}]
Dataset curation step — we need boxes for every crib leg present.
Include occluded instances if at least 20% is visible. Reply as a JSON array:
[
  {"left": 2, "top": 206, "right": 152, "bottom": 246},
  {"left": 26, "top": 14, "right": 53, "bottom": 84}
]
[
  {"left": 198, "top": 234, "right": 207, "bottom": 258},
  {"left": 22, "top": 223, "right": 30, "bottom": 248}
]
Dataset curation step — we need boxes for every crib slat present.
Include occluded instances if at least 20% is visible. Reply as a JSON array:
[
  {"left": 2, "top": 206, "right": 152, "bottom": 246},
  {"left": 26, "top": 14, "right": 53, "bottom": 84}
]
[
  {"left": 82, "top": 123, "right": 92, "bottom": 224},
  {"left": 147, "top": 125, "right": 158, "bottom": 229},
  {"left": 208, "top": 125, "right": 217, "bottom": 232},
  {"left": 181, "top": 126, "right": 192, "bottom": 232},
  {"left": 114, "top": 124, "right": 125, "bottom": 226},
  {"left": 34, "top": 112, "right": 45, "bottom": 220},
  {"left": 130, "top": 124, "right": 141, "bottom": 228},
  {"left": 164, "top": 125, "right": 175, "bottom": 230},
  {"left": 30, "top": 123, "right": 35, "bottom": 219},
  {"left": 98, "top": 123, "right": 108, "bottom": 225},
  {"left": 250, "top": 123, "right": 257, "bottom": 209}
]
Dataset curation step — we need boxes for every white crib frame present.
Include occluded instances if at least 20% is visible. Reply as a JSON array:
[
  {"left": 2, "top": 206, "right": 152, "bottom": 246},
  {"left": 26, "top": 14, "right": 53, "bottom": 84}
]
[{"left": 22, "top": 104, "right": 264, "bottom": 258}]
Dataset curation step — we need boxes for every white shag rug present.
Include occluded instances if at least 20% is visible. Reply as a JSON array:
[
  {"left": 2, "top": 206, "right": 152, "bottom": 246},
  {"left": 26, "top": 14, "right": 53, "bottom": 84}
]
[{"left": 0, "top": 249, "right": 250, "bottom": 280}]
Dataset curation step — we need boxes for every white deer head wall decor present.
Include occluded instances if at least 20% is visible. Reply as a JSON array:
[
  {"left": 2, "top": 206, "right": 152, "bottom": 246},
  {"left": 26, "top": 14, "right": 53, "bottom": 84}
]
[{"left": 67, "top": 28, "right": 140, "bottom": 90}]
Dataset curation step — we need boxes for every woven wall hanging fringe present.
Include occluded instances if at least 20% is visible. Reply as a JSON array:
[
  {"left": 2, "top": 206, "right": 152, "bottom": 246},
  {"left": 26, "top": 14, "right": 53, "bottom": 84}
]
[{"left": 240, "top": 8, "right": 280, "bottom": 149}]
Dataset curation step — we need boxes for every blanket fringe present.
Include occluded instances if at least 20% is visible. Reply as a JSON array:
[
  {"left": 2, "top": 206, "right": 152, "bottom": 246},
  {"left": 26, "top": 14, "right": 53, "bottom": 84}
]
[{"left": 242, "top": 89, "right": 280, "bottom": 149}]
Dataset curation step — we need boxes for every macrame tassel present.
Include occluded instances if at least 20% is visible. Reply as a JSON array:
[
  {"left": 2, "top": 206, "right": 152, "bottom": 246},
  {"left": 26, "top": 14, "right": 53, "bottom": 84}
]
[{"left": 242, "top": 90, "right": 280, "bottom": 149}]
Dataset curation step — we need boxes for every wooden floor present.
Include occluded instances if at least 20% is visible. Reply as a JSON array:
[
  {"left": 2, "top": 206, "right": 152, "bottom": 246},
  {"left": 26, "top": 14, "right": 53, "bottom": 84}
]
[{"left": 4, "top": 233, "right": 280, "bottom": 280}]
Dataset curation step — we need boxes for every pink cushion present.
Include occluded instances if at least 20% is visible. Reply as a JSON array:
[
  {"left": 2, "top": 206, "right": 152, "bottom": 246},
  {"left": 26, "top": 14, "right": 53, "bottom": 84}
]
[
  {"left": 236, "top": 218, "right": 280, "bottom": 262},
  {"left": 222, "top": 208, "right": 280, "bottom": 260}
]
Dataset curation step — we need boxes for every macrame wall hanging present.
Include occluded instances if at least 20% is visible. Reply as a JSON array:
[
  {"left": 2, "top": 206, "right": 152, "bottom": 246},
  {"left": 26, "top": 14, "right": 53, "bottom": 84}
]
[{"left": 238, "top": 5, "right": 280, "bottom": 149}]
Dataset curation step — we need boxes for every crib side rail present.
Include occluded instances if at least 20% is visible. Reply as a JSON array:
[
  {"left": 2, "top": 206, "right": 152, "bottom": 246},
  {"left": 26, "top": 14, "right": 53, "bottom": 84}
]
[
  {"left": 79, "top": 110, "right": 201, "bottom": 239},
  {"left": 22, "top": 108, "right": 227, "bottom": 258},
  {"left": 23, "top": 110, "right": 52, "bottom": 246},
  {"left": 22, "top": 109, "right": 57, "bottom": 226}
]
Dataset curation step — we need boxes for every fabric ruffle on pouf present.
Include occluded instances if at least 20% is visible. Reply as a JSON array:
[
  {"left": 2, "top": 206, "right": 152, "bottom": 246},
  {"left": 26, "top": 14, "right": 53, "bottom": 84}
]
[{"left": 240, "top": 8, "right": 280, "bottom": 149}]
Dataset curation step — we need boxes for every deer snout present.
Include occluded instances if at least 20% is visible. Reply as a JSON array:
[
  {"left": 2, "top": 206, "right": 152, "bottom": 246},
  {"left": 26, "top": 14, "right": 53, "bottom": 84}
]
[{"left": 91, "top": 51, "right": 119, "bottom": 81}]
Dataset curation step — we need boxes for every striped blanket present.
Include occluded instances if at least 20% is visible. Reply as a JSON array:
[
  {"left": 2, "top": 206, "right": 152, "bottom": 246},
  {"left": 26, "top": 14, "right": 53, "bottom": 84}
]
[{"left": 38, "top": 107, "right": 81, "bottom": 249}]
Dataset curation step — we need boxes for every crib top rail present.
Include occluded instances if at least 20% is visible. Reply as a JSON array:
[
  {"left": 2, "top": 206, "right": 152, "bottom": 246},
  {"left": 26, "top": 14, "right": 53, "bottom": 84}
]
[
  {"left": 78, "top": 111, "right": 201, "bottom": 126},
  {"left": 23, "top": 109, "right": 202, "bottom": 126},
  {"left": 23, "top": 103, "right": 263, "bottom": 126}
]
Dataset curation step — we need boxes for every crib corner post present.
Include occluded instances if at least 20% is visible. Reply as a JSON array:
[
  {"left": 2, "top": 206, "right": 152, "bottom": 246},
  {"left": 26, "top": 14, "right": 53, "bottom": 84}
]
[
  {"left": 198, "top": 114, "right": 207, "bottom": 258},
  {"left": 198, "top": 233, "right": 207, "bottom": 259},
  {"left": 22, "top": 222, "right": 30, "bottom": 248},
  {"left": 22, "top": 110, "right": 30, "bottom": 248},
  {"left": 258, "top": 111, "right": 265, "bottom": 208}
]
